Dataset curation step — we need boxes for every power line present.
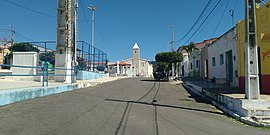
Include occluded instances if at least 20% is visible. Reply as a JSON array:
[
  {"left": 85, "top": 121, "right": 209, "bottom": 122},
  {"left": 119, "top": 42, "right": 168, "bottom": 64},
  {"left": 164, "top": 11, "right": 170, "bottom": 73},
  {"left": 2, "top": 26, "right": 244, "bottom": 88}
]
[
  {"left": 79, "top": 0, "right": 90, "bottom": 26},
  {"left": 15, "top": 32, "right": 35, "bottom": 42},
  {"left": 184, "top": 0, "right": 222, "bottom": 45},
  {"left": 175, "top": 0, "right": 213, "bottom": 43},
  {"left": 233, "top": 0, "right": 239, "bottom": 11},
  {"left": 95, "top": 24, "right": 118, "bottom": 57},
  {"left": 192, "top": 17, "right": 211, "bottom": 41},
  {"left": 212, "top": 0, "right": 229, "bottom": 36},
  {"left": 4, "top": 0, "right": 55, "bottom": 18}
]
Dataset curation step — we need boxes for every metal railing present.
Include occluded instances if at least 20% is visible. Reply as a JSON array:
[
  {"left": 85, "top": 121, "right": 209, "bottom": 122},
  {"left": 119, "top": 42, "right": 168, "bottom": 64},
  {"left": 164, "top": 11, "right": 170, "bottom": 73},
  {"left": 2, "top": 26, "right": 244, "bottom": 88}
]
[{"left": 0, "top": 63, "right": 76, "bottom": 87}]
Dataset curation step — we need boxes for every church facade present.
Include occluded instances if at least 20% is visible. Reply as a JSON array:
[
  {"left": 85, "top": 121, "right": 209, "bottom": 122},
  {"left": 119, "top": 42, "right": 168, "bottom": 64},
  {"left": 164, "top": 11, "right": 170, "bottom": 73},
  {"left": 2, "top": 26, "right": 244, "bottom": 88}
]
[{"left": 108, "top": 43, "right": 153, "bottom": 77}]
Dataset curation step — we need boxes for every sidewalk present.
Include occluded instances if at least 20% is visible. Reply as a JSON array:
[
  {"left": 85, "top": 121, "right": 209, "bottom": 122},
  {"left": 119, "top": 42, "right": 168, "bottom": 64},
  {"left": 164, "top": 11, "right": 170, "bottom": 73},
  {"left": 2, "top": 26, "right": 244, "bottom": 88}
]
[
  {"left": 0, "top": 76, "right": 128, "bottom": 106},
  {"left": 182, "top": 78, "right": 270, "bottom": 127},
  {"left": 77, "top": 76, "right": 130, "bottom": 88},
  {"left": 0, "top": 79, "right": 63, "bottom": 91}
]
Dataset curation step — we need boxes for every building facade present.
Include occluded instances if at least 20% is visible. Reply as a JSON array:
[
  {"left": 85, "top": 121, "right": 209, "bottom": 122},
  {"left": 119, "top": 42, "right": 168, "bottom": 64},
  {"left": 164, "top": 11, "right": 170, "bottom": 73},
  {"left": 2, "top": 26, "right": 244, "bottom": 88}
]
[
  {"left": 109, "top": 43, "right": 153, "bottom": 77},
  {"left": 178, "top": 38, "right": 216, "bottom": 78},
  {"left": 208, "top": 27, "right": 238, "bottom": 86}
]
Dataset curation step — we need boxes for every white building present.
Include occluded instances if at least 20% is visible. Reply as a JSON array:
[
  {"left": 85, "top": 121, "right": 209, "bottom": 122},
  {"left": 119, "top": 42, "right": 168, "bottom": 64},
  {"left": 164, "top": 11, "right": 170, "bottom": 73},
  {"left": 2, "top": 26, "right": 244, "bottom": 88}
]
[
  {"left": 207, "top": 27, "right": 238, "bottom": 86},
  {"left": 108, "top": 43, "right": 153, "bottom": 77},
  {"left": 178, "top": 49, "right": 189, "bottom": 77},
  {"left": 178, "top": 38, "right": 217, "bottom": 78}
]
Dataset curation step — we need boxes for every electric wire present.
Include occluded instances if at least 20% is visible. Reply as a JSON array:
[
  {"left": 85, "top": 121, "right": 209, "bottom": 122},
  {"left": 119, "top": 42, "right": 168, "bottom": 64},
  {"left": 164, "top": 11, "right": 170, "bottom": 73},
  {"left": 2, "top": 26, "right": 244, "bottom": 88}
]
[
  {"left": 233, "top": 0, "right": 239, "bottom": 11},
  {"left": 4, "top": 0, "right": 55, "bottom": 18},
  {"left": 174, "top": 0, "right": 213, "bottom": 43},
  {"left": 183, "top": 0, "right": 222, "bottom": 45},
  {"left": 15, "top": 32, "right": 35, "bottom": 42},
  {"left": 96, "top": 24, "right": 118, "bottom": 57},
  {"left": 212, "top": 0, "right": 230, "bottom": 36},
  {"left": 79, "top": 0, "right": 90, "bottom": 26}
]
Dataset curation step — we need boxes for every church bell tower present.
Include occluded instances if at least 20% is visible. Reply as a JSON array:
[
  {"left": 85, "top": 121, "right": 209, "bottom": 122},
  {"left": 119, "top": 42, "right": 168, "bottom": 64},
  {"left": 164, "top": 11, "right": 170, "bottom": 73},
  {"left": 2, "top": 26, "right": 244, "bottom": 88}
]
[{"left": 132, "top": 43, "right": 140, "bottom": 76}]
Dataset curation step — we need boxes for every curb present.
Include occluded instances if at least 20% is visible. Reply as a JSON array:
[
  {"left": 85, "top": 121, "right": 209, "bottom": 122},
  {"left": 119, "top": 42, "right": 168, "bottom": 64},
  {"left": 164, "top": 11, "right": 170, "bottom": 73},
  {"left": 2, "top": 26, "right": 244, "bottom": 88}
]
[
  {"left": 182, "top": 83, "right": 270, "bottom": 127},
  {"left": 77, "top": 77, "right": 127, "bottom": 88}
]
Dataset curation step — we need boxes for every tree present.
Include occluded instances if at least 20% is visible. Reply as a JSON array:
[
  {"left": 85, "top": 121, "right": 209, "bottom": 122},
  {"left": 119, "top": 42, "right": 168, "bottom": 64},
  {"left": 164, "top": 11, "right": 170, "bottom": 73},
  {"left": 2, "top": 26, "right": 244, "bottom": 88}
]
[
  {"left": 77, "top": 57, "right": 87, "bottom": 70},
  {"left": 97, "top": 65, "right": 105, "bottom": 71},
  {"left": 9, "top": 43, "right": 39, "bottom": 53},
  {"left": 181, "top": 42, "right": 198, "bottom": 58},
  {"left": 181, "top": 42, "right": 199, "bottom": 78},
  {"left": 155, "top": 52, "right": 183, "bottom": 80},
  {"left": 39, "top": 52, "right": 55, "bottom": 66},
  {"left": 155, "top": 52, "right": 183, "bottom": 64}
]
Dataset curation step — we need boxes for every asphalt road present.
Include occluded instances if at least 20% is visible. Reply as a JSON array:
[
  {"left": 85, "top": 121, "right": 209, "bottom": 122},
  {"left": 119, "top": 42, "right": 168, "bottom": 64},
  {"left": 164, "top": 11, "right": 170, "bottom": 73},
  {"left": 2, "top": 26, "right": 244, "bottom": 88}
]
[{"left": 0, "top": 78, "right": 269, "bottom": 135}]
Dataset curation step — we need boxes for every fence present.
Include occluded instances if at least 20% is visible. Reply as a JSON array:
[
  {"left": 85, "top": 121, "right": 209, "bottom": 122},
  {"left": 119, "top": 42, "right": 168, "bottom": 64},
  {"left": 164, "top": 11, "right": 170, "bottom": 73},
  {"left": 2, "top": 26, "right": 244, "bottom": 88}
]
[
  {"left": 0, "top": 63, "right": 76, "bottom": 87},
  {"left": 27, "top": 41, "right": 108, "bottom": 72}
]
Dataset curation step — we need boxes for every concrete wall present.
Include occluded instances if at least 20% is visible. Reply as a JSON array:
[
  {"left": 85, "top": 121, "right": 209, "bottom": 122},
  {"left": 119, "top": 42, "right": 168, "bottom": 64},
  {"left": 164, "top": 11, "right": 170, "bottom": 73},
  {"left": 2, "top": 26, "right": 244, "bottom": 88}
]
[
  {"left": 12, "top": 52, "right": 38, "bottom": 81},
  {"left": 0, "top": 84, "right": 79, "bottom": 106},
  {"left": 208, "top": 27, "right": 238, "bottom": 86},
  {"left": 77, "top": 70, "right": 106, "bottom": 80}
]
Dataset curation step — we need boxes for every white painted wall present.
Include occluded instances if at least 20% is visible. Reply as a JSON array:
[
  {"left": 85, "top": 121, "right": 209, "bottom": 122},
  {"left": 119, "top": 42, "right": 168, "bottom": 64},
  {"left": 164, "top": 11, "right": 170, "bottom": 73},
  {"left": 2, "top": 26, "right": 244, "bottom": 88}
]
[
  {"left": 12, "top": 52, "right": 38, "bottom": 81},
  {"left": 179, "top": 53, "right": 189, "bottom": 77},
  {"left": 208, "top": 27, "right": 238, "bottom": 86},
  {"left": 189, "top": 50, "right": 201, "bottom": 78}
]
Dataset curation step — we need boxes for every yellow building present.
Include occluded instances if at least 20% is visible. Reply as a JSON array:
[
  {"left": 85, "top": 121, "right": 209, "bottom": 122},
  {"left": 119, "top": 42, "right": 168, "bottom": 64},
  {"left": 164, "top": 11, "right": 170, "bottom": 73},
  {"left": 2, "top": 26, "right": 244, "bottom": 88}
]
[{"left": 238, "top": 2, "right": 270, "bottom": 94}]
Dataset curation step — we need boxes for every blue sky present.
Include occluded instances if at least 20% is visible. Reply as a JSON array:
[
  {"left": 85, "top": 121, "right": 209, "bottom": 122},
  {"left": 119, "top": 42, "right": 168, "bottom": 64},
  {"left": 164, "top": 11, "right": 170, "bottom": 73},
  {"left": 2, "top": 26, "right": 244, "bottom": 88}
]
[{"left": 0, "top": 0, "right": 246, "bottom": 61}]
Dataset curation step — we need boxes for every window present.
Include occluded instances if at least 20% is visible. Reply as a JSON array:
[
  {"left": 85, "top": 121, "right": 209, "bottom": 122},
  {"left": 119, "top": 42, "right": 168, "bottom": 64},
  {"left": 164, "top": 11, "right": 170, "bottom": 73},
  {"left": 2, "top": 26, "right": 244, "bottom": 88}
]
[
  {"left": 191, "top": 63, "right": 193, "bottom": 70},
  {"left": 220, "top": 54, "right": 224, "bottom": 65},
  {"left": 212, "top": 57, "right": 216, "bottom": 67},
  {"left": 196, "top": 60, "right": 200, "bottom": 68}
]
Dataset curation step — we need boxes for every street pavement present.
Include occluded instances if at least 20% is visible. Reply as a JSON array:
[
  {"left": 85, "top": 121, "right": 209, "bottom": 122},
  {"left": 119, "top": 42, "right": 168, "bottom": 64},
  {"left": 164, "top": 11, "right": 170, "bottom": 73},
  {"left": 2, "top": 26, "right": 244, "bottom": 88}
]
[{"left": 0, "top": 78, "right": 269, "bottom": 135}]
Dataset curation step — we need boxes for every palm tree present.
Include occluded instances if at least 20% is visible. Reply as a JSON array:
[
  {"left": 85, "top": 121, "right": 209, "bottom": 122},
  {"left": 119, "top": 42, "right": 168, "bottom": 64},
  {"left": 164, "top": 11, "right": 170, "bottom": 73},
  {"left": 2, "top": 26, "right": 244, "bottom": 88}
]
[
  {"left": 181, "top": 42, "right": 199, "bottom": 78},
  {"left": 181, "top": 42, "right": 198, "bottom": 58}
]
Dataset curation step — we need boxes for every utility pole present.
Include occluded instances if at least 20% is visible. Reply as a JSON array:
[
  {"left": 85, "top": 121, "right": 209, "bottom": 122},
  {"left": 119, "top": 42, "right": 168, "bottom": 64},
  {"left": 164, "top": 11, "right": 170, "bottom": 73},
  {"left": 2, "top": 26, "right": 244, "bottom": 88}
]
[
  {"left": 7, "top": 25, "right": 15, "bottom": 45},
  {"left": 55, "top": 0, "right": 72, "bottom": 83},
  {"left": 11, "top": 29, "right": 15, "bottom": 45},
  {"left": 171, "top": 24, "right": 175, "bottom": 77},
  {"left": 244, "top": 0, "right": 260, "bottom": 99},
  {"left": 72, "top": 0, "right": 78, "bottom": 82},
  {"left": 88, "top": 5, "right": 97, "bottom": 71},
  {"left": 125, "top": 47, "right": 128, "bottom": 60},
  {"left": 172, "top": 24, "right": 175, "bottom": 52},
  {"left": 10, "top": 26, "right": 15, "bottom": 45}
]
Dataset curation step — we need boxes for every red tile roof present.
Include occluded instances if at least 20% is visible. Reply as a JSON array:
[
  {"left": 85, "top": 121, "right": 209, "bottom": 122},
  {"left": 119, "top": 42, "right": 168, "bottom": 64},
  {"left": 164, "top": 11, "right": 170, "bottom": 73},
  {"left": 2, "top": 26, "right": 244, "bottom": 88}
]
[{"left": 109, "top": 61, "right": 131, "bottom": 66}]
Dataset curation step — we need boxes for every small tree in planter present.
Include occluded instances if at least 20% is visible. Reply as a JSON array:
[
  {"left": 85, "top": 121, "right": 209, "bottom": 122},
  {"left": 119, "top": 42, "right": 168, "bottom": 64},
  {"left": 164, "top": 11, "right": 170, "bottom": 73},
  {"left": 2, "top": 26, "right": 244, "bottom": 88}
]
[{"left": 155, "top": 52, "right": 183, "bottom": 81}]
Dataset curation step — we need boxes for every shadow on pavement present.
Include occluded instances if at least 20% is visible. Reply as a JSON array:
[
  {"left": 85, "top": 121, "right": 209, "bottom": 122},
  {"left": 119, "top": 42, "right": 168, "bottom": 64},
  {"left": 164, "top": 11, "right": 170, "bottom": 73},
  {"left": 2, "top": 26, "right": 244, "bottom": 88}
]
[
  {"left": 140, "top": 79, "right": 166, "bottom": 82},
  {"left": 105, "top": 99, "right": 223, "bottom": 115}
]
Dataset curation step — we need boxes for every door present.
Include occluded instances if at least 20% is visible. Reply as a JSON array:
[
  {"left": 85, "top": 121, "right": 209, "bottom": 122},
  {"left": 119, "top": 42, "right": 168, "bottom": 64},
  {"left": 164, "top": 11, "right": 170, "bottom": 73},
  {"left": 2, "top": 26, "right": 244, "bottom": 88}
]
[
  {"left": 258, "top": 47, "right": 262, "bottom": 93},
  {"left": 226, "top": 50, "right": 233, "bottom": 83},
  {"left": 205, "top": 59, "right": 208, "bottom": 79},
  {"left": 182, "top": 65, "right": 184, "bottom": 77}
]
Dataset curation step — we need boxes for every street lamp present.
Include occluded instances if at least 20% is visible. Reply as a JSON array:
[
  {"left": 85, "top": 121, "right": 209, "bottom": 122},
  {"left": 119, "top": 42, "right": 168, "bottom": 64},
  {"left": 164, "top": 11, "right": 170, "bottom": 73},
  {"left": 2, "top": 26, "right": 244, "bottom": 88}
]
[{"left": 88, "top": 5, "right": 98, "bottom": 71}]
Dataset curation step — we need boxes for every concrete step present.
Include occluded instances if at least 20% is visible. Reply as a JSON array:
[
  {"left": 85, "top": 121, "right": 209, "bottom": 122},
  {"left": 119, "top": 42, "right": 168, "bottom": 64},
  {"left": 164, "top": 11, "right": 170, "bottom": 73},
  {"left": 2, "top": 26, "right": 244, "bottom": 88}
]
[
  {"left": 251, "top": 116, "right": 270, "bottom": 123},
  {"left": 250, "top": 109, "right": 270, "bottom": 117}
]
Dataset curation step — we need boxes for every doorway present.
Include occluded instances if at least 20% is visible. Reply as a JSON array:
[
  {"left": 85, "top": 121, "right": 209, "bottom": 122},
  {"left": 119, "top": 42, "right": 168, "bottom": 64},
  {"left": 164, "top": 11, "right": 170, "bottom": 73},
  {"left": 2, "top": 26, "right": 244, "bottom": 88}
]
[
  {"left": 226, "top": 50, "right": 233, "bottom": 84},
  {"left": 205, "top": 59, "right": 208, "bottom": 79},
  {"left": 181, "top": 65, "right": 184, "bottom": 76}
]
